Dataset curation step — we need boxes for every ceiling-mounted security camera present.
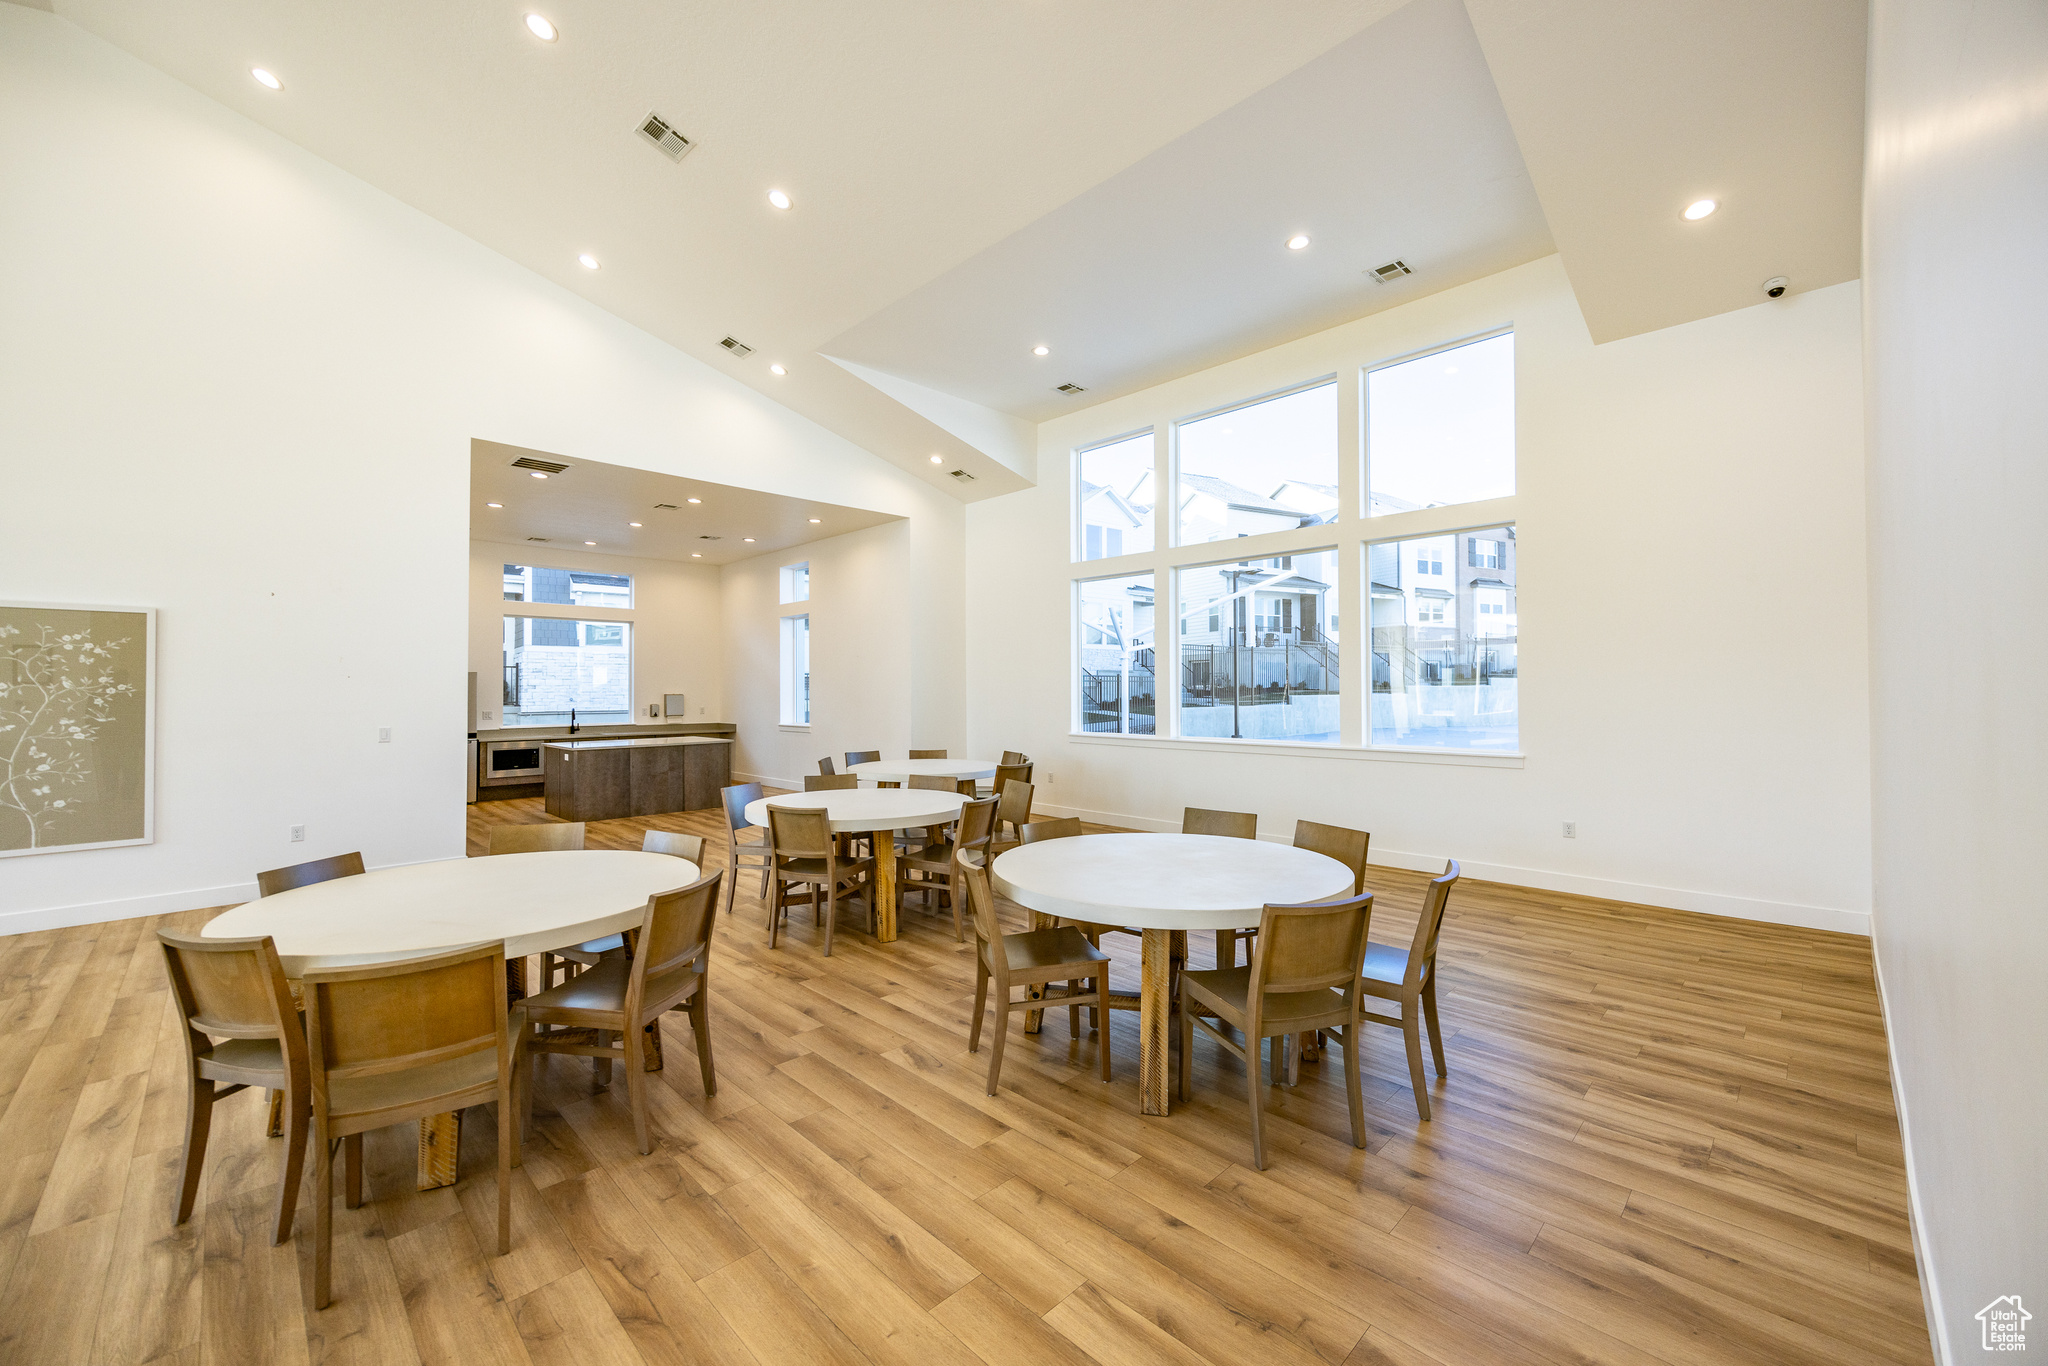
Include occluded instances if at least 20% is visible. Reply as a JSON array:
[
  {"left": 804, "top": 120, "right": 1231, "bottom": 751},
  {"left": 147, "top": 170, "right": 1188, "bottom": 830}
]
[{"left": 1763, "top": 276, "right": 1790, "bottom": 299}]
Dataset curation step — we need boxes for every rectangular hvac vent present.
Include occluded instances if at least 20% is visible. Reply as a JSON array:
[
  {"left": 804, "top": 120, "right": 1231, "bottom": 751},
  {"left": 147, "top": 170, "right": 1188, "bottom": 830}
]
[
  {"left": 526, "top": 536, "right": 550, "bottom": 542},
  {"left": 949, "top": 469, "right": 976, "bottom": 482},
  {"left": 511, "top": 456, "right": 569, "bottom": 474},
  {"left": 1369, "top": 259, "right": 1412, "bottom": 283},
  {"left": 652, "top": 503, "right": 679, "bottom": 509},
  {"left": 1055, "top": 382, "right": 1086, "bottom": 394},
  {"left": 697, "top": 535, "right": 723, "bottom": 541},
  {"left": 720, "top": 337, "right": 753, "bottom": 356},
  {"left": 637, "top": 113, "right": 696, "bottom": 163}
]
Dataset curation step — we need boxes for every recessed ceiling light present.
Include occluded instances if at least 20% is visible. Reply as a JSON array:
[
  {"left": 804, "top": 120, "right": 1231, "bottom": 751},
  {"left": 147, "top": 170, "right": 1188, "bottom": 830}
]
[
  {"left": 687, "top": 497, "right": 701, "bottom": 504},
  {"left": 769, "top": 364, "right": 786, "bottom": 376},
  {"left": 577, "top": 253, "right": 600, "bottom": 271},
  {"left": 529, "top": 471, "right": 548, "bottom": 479},
  {"left": 767, "top": 189, "right": 791, "bottom": 211},
  {"left": 628, "top": 521, "right": 642, "bottom": 527},
  {"left": 743, "top": 537, "right": 755, "bottom": 542},
  {"left": 1033, "top": 346, "right": 1049, "bottom": 357},
  {"left": 485, "top": 502, "right": 502, "bottom": 508},
  {"left": 691, "top": 552, "right": 701, "bottom": 557},
  {"left": 584, "top": 540, "right": 596, "bottom": 546},
  {"left": 808, "top": 518, "right": 821, "bottom": 524},
  {"left": 251, "top": 67, "right": 282, "bottom": 90},
  {"left": 930, "top": 454, "right": 943, "bottom": 464},
  {"left": 1287, "top": 234, "right": 1310, "bottom": 250},
  {"left": 1683, "top": 198, "right": 1718, "bottom": 220},
  {"left": 524, "top": 13, "right": 558, "bottom": 41}
]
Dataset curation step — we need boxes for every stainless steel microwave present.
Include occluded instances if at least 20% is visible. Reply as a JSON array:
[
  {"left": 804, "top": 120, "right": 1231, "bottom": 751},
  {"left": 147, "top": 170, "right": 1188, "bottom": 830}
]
[{"left": 481, "top": 739, "right": 545, "bottom": 786}]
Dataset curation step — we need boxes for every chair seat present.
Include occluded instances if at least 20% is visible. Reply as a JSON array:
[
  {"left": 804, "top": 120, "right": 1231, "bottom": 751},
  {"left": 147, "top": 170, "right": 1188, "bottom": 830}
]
[
  {"left": 1360, "top": 941, "right": 1417, "bottom": 989},
  {"left": 998, "top": 926, "right": 1110, "bottom": 974},
  {"left": 196, "top": 1036, "right": 288, "bottom": 1081},
  {"left": 779, "top": 856, "right": 873, "bottom": 880},
  {"left": 326, "top": 1047, "right": 502, "bottom": 1123},
  {"left": 1180, "top": 966, "right": 1352, "bottom": 1032},
  {"left": 524, "top": 956, "right": 634, "bottom": 1016}
]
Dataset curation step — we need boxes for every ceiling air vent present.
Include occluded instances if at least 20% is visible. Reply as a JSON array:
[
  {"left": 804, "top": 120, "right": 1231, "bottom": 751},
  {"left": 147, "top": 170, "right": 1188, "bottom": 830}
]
[
  {"left": 511, "top": 456, "right": 569, "bottom": 474},
  {"left": 697, "top": 535, "right": 723, "bottom": 541},
  {"left": 526, "top": 536, "right": 550, "bottom": 542},
  {"left": 652, "top": 503, "right": 679, "bottom": 510},
  {"left": 637, "top": 113, "right": 696, "bottom": 163},
  {"left": 949, "top": 469, "right": 976, "bottom": 483},
  {"left": 720, "top": 337, "right": 753, "bottom": 357},
  {"left": 1369, "top": 259, "right": 1413, "bottom": 283},
  {"left": 1055, "top": 382, "right": 1086, "bottom": 394}
]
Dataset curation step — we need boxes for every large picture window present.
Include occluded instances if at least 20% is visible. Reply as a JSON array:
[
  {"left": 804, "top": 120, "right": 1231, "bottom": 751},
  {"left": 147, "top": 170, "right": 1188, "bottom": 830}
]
[
  {"left": 1177, "top": 547, "right": 1340, "bottom": 745},
  {"left": 1077, "top": 431, "right": 1153, "bottom": 561},
  {"left": 1177, "top": 381, "right": 1337, "bottom": 546},
  {"left": 1367, "top": 525, "right": 1516, "bottom": 749},
  {"left": 1366, "top": 332, "right": 1514, "bottom": 516},
  {"left": 1078, "top": 574, "right": 1154, "bottom": 734},
  {"left": 501, "top": 616, "right": 632, "bottom": 727}
]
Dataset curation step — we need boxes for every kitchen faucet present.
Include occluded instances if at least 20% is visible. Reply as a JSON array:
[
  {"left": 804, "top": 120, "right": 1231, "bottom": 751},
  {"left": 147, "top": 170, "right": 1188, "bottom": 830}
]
[{"left": 569, "top": 707, "right": 578, "bottom": 735}]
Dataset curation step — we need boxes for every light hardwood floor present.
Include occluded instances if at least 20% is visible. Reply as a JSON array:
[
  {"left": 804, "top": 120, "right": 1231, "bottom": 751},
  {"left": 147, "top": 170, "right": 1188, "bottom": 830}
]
[{"left": 0, "top": 796, "right": 1932, "bottom": 1365}]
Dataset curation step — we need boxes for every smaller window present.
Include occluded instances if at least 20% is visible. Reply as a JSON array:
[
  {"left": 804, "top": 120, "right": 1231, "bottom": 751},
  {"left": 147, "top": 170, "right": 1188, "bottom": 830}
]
[
  {"left": 780, "top": 615, "right": 810, "bottom": 724},
  {"left": 780, "top": 562, "right": 810, "bottom": 604},
  {"left": 1078, "top": 431, "right": 1155, "bottom": 562}
]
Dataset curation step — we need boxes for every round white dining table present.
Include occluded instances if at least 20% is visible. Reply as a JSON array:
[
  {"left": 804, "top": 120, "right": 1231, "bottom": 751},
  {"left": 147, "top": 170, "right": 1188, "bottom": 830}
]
[
  {"left": 843, "top": 757, "right": 999, "bottom": 785},
  {"left": 746, "top": 788, "right": 968, "bottom": 943},
  {"left": 991, "top": 832, "right": 1354, "bottom": 1116}
]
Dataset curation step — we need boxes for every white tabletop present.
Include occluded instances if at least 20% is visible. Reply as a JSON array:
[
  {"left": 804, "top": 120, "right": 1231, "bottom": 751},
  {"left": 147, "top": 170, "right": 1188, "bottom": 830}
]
[
  {"left": 746, "top": 788, "right": 969, "bottom": 833},
  {"left": 201, "top": 850, "right": 698, "bottom": 975},
  {"left": 991, "top": 833, "right": 1355, "bottom": 932},
  {"left": 843, "top": 758, "right": 1000, "bottom": 782}
]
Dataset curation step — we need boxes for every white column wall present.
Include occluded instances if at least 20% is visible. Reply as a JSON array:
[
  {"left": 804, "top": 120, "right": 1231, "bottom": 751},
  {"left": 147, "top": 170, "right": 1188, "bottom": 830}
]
[
  {"left": 0, "top": 10, "right": 957, "bottom": 928},
  {"left": 968, "top": 257, "right": 1874, "bottom": 933},
  {"left": 1864, "top": 0, "right": 2048, "bottom": 1355}
]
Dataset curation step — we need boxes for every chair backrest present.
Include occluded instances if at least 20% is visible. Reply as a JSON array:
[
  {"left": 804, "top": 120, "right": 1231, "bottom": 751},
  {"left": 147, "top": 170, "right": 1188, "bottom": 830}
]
[
  {"left": 722, "top": 782, "right": 765, "bottom": 835},
  {"left": 1248, "top": 891, "right": 1374, "bottom": 1003},
  {"left": 1017, "top": 816, "right": 1084, "bottom": 843},
  {"left": 908, "top": 774, "right": 958, "bottom": 791},
  {"left": 845, "top": 750, "right": 881, "bottom": 767},
  {"left": 908, "top": 749, "right": 948, "bottom": 760},
  {"left": 487, "top": 823, "right": 585, "bottom": 856},
  {"left": 158, "top": 929, "right": 304, "bottom": 1063},
  {"left": 643, "top": 829, "right": 705, "bottom": 863},
  {"left": 1000, "top": 751, "right": 1029, "bottom": 766},
  {"left": 1184, "top": 807, "right": 1256, "bottom": 840},
  {"left": 1293, "top": 820, "right": 1369, "bottom": 895},
  {"left": 805, "top": 773, "right": 858, "bottom": 791},
  {"left": 996, "top": 779, "right": 1034, "bottom": 831},
  {"left": 954, "top": 797, "right": 998, "bottom": 861},
  {"left": 631, "top": 868, "right": 723, "bottom": 1013},
  {"left": 767, "top": 805, "right": 835, "bottom": 862},
  {"left": 301, "top": 942, "right": 505, "bottom": 1099},
  {"left": 256, "top": 851, "right": 366, "bottom": 898},
  {"left": 956, "top": 855, "right": 1005, "bottom": 954},
  {"left": 993, "top": 763, "right": 1032, "bottom": 797},
  {"left": 1405, "top": 860, "right": 1460, "bottom": 984},
  {"left": 818, "top": 756, "right": 836, "bottom": 775}
]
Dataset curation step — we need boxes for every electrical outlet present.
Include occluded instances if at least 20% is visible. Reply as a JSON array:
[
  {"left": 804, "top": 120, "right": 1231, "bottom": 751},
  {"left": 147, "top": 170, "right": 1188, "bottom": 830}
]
[
  {"left": 378, "top": 727, "right": 391, "bottom": 743},
  {"left": 289, "top": 824, "right": 306, "bottom": 842},
  {"left": 1562, "top": 821, "right": 1577, "bottom": 838}
]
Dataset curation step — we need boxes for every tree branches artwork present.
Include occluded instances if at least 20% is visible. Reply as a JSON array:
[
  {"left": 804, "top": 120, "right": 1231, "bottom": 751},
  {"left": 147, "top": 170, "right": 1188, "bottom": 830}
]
[{"left": 0, "top": 603, "right": 154, "bottom": 857}]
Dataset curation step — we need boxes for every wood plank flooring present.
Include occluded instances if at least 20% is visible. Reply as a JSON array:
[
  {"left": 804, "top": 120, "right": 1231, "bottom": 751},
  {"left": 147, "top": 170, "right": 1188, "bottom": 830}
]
[{"left": 0, "top": 796, "right": 1932, "bottom": 1365}]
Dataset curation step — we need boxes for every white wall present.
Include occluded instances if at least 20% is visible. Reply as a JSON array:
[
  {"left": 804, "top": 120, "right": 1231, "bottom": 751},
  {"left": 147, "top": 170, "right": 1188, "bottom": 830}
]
[
  {"left": 0, "top": 9, "right": 961, "bottom": 929},
  {"left": 468, "top": 541, "right": 725, "bottom": 729},
  {"left": 967, "top": 256, "right": 1874, "bottom": 933},
  {"left": 1864, "top": 0, "right": 2048, "bottom": 1355}
]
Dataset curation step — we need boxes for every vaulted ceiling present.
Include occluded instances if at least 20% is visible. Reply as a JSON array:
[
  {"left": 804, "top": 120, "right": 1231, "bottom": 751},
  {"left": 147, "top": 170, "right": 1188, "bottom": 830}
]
[{"left": 46, "top": 0, "right": 1867, "bottom": 495}]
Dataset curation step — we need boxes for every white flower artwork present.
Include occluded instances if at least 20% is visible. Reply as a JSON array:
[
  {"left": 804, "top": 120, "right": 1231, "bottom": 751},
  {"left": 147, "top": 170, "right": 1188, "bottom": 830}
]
[{"left": 0, "top": 603, "right": 155, "bottom": 857}]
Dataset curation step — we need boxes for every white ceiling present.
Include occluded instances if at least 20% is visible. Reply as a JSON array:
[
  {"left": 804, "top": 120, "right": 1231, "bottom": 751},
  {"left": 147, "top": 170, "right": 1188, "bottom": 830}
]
[
  {"left": 48, "top": 0, "right": 1868, "bottom": 482},
  {"left": 470, "top": 440, "right": 900, "bottom": 566},
  {"left": 823, "top": 0, "right": 1554, "bottom": 421}
]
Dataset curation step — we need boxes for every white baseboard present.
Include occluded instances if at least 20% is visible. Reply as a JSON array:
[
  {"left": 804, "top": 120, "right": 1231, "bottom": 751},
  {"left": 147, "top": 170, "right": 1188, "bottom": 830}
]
[
  {"left": 1032, "top": 799, "right": 1871, "bottom": 937},
  {"left": 1870, "top": 945, "right": 1951, "bottom": 1364},
  {"left": 0, "top": 856, "right": 451, "bottom": 938}
]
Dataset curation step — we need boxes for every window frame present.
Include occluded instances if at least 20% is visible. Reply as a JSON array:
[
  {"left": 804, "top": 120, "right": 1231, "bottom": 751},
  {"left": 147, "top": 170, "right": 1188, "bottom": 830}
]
[
  {"left": 1362, "top": 325, "right": 1516, "bottom": 521},
  {"left": 1072, "top": 427, "right": 1157, "bottom": 565},
  {"left": 1171, "top": 373, "right": 1339, "bottom": 550},
  {"left": 779, "top": 612, "right": 811, "bottom": 728}
]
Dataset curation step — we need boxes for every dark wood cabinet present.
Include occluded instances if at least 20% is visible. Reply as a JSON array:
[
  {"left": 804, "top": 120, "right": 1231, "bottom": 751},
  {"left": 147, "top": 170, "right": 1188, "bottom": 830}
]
[{"left": 544, "top": 738, "right": 731, "bottom": 822}]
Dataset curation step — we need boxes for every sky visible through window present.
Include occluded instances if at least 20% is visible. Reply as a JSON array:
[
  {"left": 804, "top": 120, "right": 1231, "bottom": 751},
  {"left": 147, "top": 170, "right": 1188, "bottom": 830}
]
[
  {"left": 1178, "top": 382, "right": 1337, "bottom": 545},
  {"left": 1367, "top": 332, "right": 1515, "bottom": 515}
]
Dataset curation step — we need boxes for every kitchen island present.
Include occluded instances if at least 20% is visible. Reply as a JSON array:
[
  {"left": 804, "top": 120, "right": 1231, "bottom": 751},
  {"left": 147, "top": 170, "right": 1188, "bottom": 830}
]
[{"left": 542, "top": 735, "right": 733, "bottom": 821}]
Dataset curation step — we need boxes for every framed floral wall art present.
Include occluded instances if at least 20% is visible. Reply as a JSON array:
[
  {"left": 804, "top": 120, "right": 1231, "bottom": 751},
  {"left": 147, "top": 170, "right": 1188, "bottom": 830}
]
[{"left": 0, "top": 602, "right": 155, "bottom": 857}]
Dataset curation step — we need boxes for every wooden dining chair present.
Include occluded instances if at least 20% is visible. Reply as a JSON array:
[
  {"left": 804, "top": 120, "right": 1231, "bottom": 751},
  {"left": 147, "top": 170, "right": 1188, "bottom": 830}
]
[
  {"left": 256, "top": 851, "right": 365, "bottom": 898},
  {"left": 643, "top": 829, "right": 704, "bottom": 862},
  {"left": 1359, "top": 860, "right": 1460, "bottom": 1120},
  {"left": 487, "top": 822, "right": 585, "bottom": 856},
  {"left": 1016, "top": 816, "right": 1083, "bottom": 843},
  {"left": 992, "top": 762, "right": 1033, "bottom": 798},
  {"left": 804, "top": 773, "right": 858, "bottom": 791},
  {"left": 908, "top": 749, "right": 948, "bottom": 759},
  {"left": 722, "top": 782, "right": 774, "bottom": 921},
  {"left": 988, "top": 779, "right": 1035, "bottom": 856},
  {"left": 524, "top": 869, "right": 723, "bottom": 1153},
  {"left": 301, "top": 942, "right": 519, "bottom": 1308},
  {"left": 818, "top": 757, "right": 836, "bottom": 776},
  {"left": 553, "top": 831, "right": 704, "bottom": 985},
  {"left": 1000, "top": 751, "right": 1030, "bottom": 766},
  {"left": 1216, "top": 820, "right": 1370, "bottom": 971},
  {"left": 766, "top": 805, "right": 874, "bottom": 956},
  {"left": 1187, "top": 808, "right": 1258, "bottom": 968},
  {"left": 959, "top": 856, "right": 1110, "bottom": 1096},
  {"left": 157, "top": 929, "right": 310, "bottom": 1245},
  {"left": 901, "top": 796, "right": 996, "bottom": 940},
  {"left": 1178, "top": 889, "right": 1374, "bottom": 1169},
  {"left": 844, "top": 750, "right": 881, "bottom": 767}
]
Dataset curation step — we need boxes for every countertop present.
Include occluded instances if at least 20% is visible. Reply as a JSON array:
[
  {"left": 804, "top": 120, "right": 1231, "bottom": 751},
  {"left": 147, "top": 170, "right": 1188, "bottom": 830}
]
[
  {"left": 476, "top": 722, "right": 735, "bottom": 743},
  {"left": 543, "top": 736, "right": 733, "bottom": 751}
]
